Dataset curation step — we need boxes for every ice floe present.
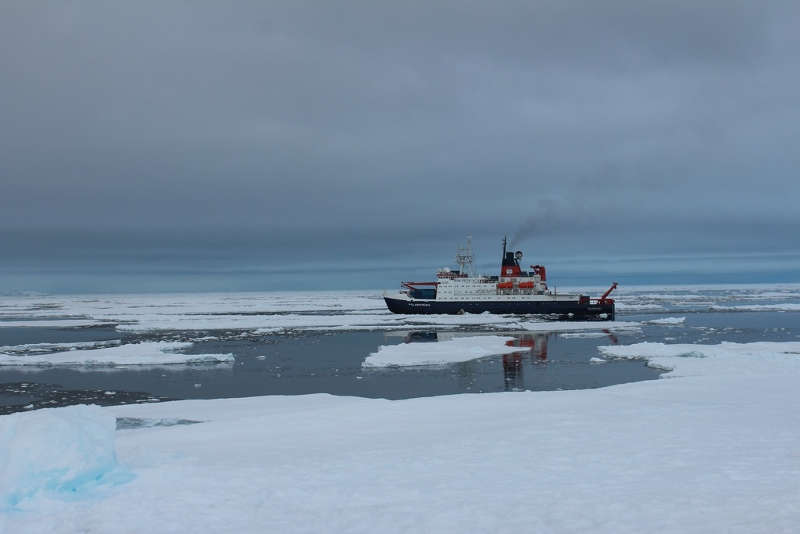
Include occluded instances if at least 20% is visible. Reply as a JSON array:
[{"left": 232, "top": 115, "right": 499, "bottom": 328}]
[
  {"left": 0, "top": 340, "right": 122, "bottom": 355},
  {"left": 613, "top": 303, "right": 665, "bottom": 311},
  {"left": 559, "top": 332, "right": 610, "bottom": 339},
  {"left": 363, "top": 336, "right": 518, "bottom": 367},
  {"left": 515, "top": 320, "right": 640, "bottom": 332},
  {"left": 599, "top": 341, "right": 800, "bottom": 376},
  {"left": 711, "top": 303, "right": 800, "bottom": 312},
  {"left": 0, "top": 342, "right": 234, "bottom": 367},
  {"left": 0, "top": 319, "right": 114, "bottom": 328},
  {"left": 645, "top": 316, "right": 686, "bottom": 325}
]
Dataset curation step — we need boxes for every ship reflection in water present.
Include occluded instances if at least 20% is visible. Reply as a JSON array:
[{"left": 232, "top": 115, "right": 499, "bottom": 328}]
[
  {"left": 402, "top": 330, "right": 620, "bottom": 392},
  {"left": 502, "top": 335, "right": 548, "bottom": 391}
]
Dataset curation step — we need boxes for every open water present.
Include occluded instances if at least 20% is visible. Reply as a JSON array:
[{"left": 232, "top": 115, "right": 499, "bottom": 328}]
[{"left": 1, "top": 285, "right": 799, "bottom": 414}]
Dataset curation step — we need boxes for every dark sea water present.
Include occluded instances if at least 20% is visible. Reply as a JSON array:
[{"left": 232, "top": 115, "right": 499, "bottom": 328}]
[
  {"left": 1, "top": 286, "right": 799, "bottom": 414},
  {"left": 0, "top": 328, "right": 660, "bottom": 413}
]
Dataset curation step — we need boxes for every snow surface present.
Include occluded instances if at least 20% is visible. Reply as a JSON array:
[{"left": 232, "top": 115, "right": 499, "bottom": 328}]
[
  {"left": 712, "top": 303, "right": 800, "bottom": 312},
  {"left": 0, "top": 319, "right": 113, "bottom": 328},
  {"left": 559, "top": 332, "right": 610, "bottom": 338},
  {"left": 363, "top": 336, "right": 518, "bottom": 367},
  {"left": 4, "top": 336, "right": 800, "bottom": 532},
  {"left": 0, "top": 342, "right": 234, "bottom": 367},
  {"left": 0, "top": 340, "right": 122, "bottom": 354},
  {"left": 613, "top": 302, "right": 664, "bottom": 311},
  {"left": 646, "top": 316, "right": 686, "bottom": 325},
  {"left": 515, "top": 320, "right": 640, "bottom": 332},
  {"left": 0, "top": 405, "right": 129, "bottom": 508},
  {"left": 599, "top": 341, "right": 800, "bottom": 377}
]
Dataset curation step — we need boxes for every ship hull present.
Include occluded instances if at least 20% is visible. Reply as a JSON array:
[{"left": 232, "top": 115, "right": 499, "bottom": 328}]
[{"left": 384, "top": 297, "right": 614, "bottom": 320}]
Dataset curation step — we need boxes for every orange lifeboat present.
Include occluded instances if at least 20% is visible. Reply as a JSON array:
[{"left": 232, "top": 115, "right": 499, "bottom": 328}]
[
  {"left": 518, "top": 281, "right": 534, "bottom": 289},
  {"left": 496, "top": 281, "right": 513, "bottom": 289}
]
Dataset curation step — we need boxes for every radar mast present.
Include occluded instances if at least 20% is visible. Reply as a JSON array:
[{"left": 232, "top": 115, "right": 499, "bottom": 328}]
[{"left": 455, "top": 236, "right": 474, "bottom": 276}]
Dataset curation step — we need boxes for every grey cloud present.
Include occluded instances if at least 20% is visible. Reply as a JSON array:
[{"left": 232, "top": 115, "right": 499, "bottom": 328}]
[{"left": 1, "top": 0, "right": 798, "bottom": 249}]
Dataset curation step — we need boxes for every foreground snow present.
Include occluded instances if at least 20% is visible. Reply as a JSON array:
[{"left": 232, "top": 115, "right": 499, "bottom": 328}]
[
  {"left": 363, "top": 336, "right": 517, "bottom": 367},
  {"left": 0, "top": 405, "right": 128, "bottom": 508},
  {"left": 4, "top": 338, "right": 800, "bottom": 533},
  {"left": 0, "top": 342, "right": 234, "bottom": 367}
]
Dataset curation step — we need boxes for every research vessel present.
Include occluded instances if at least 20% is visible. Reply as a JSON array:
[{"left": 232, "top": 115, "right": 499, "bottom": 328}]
[{"left": 384, "top": 237, "right": 616, "bottom": 319}]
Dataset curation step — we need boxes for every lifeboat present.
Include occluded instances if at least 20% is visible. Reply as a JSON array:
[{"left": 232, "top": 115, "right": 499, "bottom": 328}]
[
  {"left": 518, "top": 281, "right": 534, "bottom": 289},
  {"left": 496, "top": 281, "right": 513, "bottom": 289}
]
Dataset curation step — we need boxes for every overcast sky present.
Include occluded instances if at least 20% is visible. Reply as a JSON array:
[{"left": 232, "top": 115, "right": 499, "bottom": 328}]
[{"left": 2, "top": 1, "right": 799, "bottom": 279}]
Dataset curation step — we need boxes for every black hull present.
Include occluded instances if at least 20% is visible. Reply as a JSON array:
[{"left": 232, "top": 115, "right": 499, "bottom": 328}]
[{"left": 384, "top": 297, "right": 614, "bottom": 320}]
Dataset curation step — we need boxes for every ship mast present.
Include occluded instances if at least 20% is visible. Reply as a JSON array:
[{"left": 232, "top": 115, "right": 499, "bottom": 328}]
[{"left": 455, "top": 236, "right": 474, "bottom": 276}]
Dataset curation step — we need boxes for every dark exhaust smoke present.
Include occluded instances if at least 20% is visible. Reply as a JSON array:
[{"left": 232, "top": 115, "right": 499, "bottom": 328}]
[{"left": 511, "top": 199, "right": 557, "bottom": 246}]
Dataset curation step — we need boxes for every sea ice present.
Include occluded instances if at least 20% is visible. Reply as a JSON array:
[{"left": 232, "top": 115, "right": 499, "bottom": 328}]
[
  {"left": 0, "top": 340, "right": 122, "bottom": 355},
  {"left": 559, "top": 332, "right": 610, "bottom": 339},
  {"left": 0, "top": 405, "right": 128, "bottom": 508},
  {"left": 2, "top": 284, "right": 798, "bottom": 336},
  {"left": 0, "top": 342, "right": 234, "bottom": 367},
  {"left": 711, "top": 303, "right": 800, "bottom": 312},
  {"left": 0, "top": 319, "right": 113, "bottom": 328},
  {"left": 613, "top": 302, "right": 665, "bottom": 311},
  {"left": 599, "top": 341, "right": 800, "bottom": 376},
  {"left": 514, "top": 320, "right": 640, "bottom": 332},
  {"left": 4, "top": 335, "right": 800, "bottom": 532},
  {"left": 363, "top": 336, "right": 518, "bottom": 367},
  {"left": 646, "top": 316, "right": 686, "bottom": 325}
]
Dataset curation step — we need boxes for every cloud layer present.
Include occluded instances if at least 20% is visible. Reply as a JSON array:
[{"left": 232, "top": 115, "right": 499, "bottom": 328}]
[{"left": 2, "top": 1, "right": 798, "bottom": 251}]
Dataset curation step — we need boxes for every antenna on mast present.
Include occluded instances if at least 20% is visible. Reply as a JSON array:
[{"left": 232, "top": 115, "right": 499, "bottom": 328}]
[{"left": 455, "top": 236, "right": 474, "bottom": 276}]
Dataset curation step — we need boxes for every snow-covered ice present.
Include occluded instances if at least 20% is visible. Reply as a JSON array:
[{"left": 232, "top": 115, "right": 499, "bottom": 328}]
[
  {"left": 363, "top": 336, "right": 518, "bottom": 367},
  {"left": 0, "top": 405, "right": 128, "bottom": 508},
  {"left": 599, "top": 341, "right": 800, "bottom": 377},
  {"left": 0, "top": 340, "right": 122, "bottom": 355},
  {"left": 646, "top": 316, "right": 686, "bottom": 325},
  {"left": 5, "top": 334, "right": 800, "bottom": 532},
  {"left": 712, "top": 303, "right": 800, "bottom": 312},
  {"left": 515, "top": 320, "right": 640, "bottom": 332},
  {"left": 559, "top": 332, "right": 610, "bottom": 338},
  {"left": 0, "top": 342, "right": 234, "bottom": 367},
  {"left": 613, "top": 302, "right": 664, "bottom": 311},
  {"left": 0, "top": 319, "right": 113, "bottom": 328}
]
